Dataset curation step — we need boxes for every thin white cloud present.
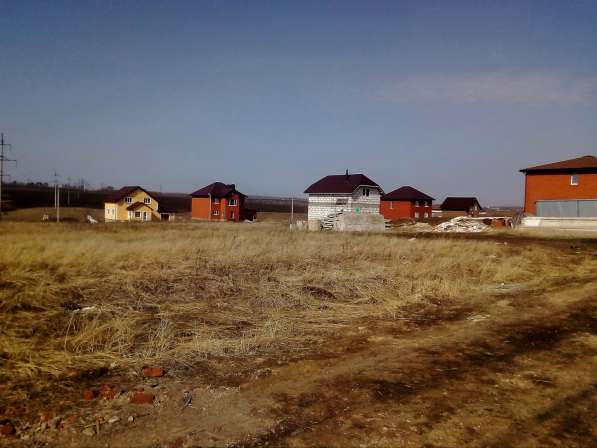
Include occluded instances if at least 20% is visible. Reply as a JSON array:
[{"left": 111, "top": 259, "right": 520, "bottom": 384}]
[{"left": 376, "top": 73, "right": 597, "bottom": 105}]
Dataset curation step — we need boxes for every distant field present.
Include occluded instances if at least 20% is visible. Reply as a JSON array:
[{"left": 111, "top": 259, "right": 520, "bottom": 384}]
[
  {"left": 0, "top": 222, "right": 595, "bottom": 446},
  {"left": 2, "top": 207, "right": 302, "bottom": 224},
  {"left": 2, "top": 207, "right": 104, "bottom": 222}
]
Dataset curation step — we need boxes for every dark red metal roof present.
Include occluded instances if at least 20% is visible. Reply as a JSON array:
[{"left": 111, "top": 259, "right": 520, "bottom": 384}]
[
  {"left": 520, "top": 155, "right": 597, "bottom": 173},
  {"left": 105, "top": 186, "right": 158, "bottom": 203},
  {"left": 126, "top": 201, "right": 151, "bottom": 211},
  {"left": 191, "top": 182, "right": 246, "bottom": 198},
  {"left": 440, "top": 197, "right": 482, "bottom": 211},
  {"left": 304, "top": 173, "right": 382, "bottom": 194},
  {"left": 381, "top": 186, "right": 434, "bottom": 202}
]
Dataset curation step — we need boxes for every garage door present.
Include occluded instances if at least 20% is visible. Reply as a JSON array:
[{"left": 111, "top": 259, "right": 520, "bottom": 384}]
[{"left": 536, "top": 200, "right": 597, "bottom": 217}]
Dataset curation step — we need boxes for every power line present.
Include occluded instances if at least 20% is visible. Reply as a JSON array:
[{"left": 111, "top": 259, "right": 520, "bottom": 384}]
[{"left": 0, "top": 133, "right": 17, "bottom": 218}]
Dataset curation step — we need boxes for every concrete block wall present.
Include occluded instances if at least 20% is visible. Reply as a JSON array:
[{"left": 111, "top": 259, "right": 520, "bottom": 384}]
[
  {"left": 335, "top": 212, "right": 386, "bottom": 232},
  {"left": 307, "top": 188, "right": 381, "bottom": 221}
]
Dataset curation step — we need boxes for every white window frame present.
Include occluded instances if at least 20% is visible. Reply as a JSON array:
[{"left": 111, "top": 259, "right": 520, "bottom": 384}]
[
  {"left": 362, "top": 188, "right": 370, "bottom": 197},
  {"left": 213, "top": 198, "right": 220, "bottom": 204},
  {"left": 125, "top": 196, "right": 133, "bottom": 204},
  {"left": 213, "top": 210, "right": 220, "bottom": 216},
  {"left": 570, "top": 174, "right": 579, "bottom": 186},
  {"left": 228, "top": 198, "right": 237, "bottom": 206},
  {"left": 389, "top": 201, "right": 394, "bottom": 210},
  {"left": 134, "top": 211, "right": 141, "bottom": 218},
  {"left": 144, "top": 197, "right": 151, "bottom": 205}
]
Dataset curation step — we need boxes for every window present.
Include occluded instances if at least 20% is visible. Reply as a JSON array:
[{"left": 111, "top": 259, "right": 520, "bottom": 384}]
[
  {"left": 414, "top": 211, "right": 419, "bottom": 219},
  {"left": 336, "top": 198, "right": 348, "bottom": 205},
  {"left": 143, "top": 212, "right": 148, "bottom": 220},
  {"left": 362, "top": 188, "right": 370, "bottom": 197},
  {"left": 570, "top": 174, "right": 579, "bottom": 186},
  {"left": 213, "top": 210, "right": 220, "bottom": 216},
  {"left": 228, "top": 198, "right": 237, "bottom": 206},
  {"left": 125, "top": 197, "right": 132, "bottom": 204},
  {"left": 134, "top": 211, "right": 141, "bottom": 218},
  {"left": 213, "top": 198, "right": 220, "bottom": 204},
  {"left": 389, "top": 201, "right": 394, "bottom": 210},
  {"left": 144, "top": 197, "right": 151, "bottom": 205},
  {"left": 415, "top": 201, "right": 419, "bottom": 207}
]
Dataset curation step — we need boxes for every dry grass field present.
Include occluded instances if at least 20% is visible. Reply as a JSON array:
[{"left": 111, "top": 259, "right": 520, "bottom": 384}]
[{"left": 0, "top": 220, "right": 596, "bottom": 447}]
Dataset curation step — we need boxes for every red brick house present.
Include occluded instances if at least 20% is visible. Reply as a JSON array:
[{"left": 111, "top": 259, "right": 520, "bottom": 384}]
[
  {"left": 440, "top": 197, "right": 482, "bottom": 217},
  {"left": 520, "top": 155, "right": 597, "bottom": 216},
  {"left": 191, "top": 182, "right": 252, "bottom": 221},
  {"left": 380, "top": 186, "right": 434, "bottom": 220}
]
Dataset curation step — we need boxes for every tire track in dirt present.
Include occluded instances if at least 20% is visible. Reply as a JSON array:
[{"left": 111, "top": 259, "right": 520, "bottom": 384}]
[{"left": 231, "top": 282, "right": 597, "bottom": 447}]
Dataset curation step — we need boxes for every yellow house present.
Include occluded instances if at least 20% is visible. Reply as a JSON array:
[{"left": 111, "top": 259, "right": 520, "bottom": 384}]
[{"left": 104, "top": 186, "right": 161, "bottom": 222}]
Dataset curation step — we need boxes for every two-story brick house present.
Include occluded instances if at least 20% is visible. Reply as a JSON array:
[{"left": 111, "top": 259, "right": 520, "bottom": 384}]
[
  {"left": 380, "top": 186, "right": 434, "bottom": 220},
  {"left": 520, "top": 155, "right": 597, "bottom": 217},
  {"left": 190, "top": 182, "right": 248, "bottom": 221}
]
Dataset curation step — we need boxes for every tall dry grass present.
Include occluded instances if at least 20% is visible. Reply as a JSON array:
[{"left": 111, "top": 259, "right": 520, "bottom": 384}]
[{"left": 0, "top": 221, "right": 594, "bottom": 402}]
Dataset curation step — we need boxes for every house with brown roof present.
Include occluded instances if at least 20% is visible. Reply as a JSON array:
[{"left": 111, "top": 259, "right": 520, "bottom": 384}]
[
  {"left": 304, "top": 171, "right": 384, "bottom": 221},
  {"left": 104, "top": 186, "right": 166, "bottom": 222},
  {"left": 440, "top": 197, "right": 482, "bottom": 217},
  {"left": 520, "top": 155, "right": 597, "bottom": 217},
  {"left": 191, "top": 182, "right": 252, "bottom": 221},
  {"left": 380, "top": 186, "right": 434, "bottom": 220}
]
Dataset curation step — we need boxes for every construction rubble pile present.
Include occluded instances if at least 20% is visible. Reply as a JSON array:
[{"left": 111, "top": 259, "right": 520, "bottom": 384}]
[{"left": 433, "top": 216, "right": 490, "bottom": 233}]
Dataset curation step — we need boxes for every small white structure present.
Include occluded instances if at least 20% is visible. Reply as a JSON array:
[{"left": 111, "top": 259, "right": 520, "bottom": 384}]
[{"left": 304, "top": 171, "right": 384, "bottom": 222}]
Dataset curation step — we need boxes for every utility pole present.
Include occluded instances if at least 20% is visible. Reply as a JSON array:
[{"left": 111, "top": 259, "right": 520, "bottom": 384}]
[
  {"left": 0, "top": 133, "right": 17, "bottom": 218},
  {"left": 53, "top": 172, "right": 61, "bottom": 223},
  {"left": 290, "top": 197, "right": 294, "bottom": 226}
]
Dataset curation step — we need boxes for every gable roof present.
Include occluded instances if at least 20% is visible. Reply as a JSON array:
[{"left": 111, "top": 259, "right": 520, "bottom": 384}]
[
  {"left": 304, "top": 173, "right": 383, "bottom": 194},
  {"left": 381, "top": 186, "right": 434, "bottom": 202},
  {"left": 441, "top": 197, "right": 482, "bottom": 211},
  {"left": 191, "top": 182, "right": 246, "bottom": 198},
  {"left": 520, "top": 155, "right": 597, "bottom": 173},
  {"left": 126, "top": 201, "right": 152, "bottom": 211},
  {"left": 105, "top": 186, "right": 158, "bottom": 203}
]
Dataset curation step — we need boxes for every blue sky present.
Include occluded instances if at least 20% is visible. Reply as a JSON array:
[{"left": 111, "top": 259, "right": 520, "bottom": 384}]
[{"left": 1, "top": 0, "right": 597, "bottom": 205}]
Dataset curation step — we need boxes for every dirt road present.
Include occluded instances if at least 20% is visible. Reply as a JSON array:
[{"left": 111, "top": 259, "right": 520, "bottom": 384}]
[{"left": 37, "top": 278, "right": 595, "bottom": 448}]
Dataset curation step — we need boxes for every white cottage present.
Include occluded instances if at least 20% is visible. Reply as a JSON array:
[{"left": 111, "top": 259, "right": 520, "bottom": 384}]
[{"left": 304, "top": 172, "right": 384, "bottom": 221}]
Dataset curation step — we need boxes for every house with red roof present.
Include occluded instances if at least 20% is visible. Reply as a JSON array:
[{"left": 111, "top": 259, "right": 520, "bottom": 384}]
[
  {"left": 191, "top": 182, "right": 252, "bottom": 221},
  {"left": 304, "top": 171, "right": 384, "bottom": 221},
  {"left": 105, "top": 186, "right": 160, "bottom": 221},
  {"left": 380, "top": 186, "right": 434, "bottom": 220},
  {"left": 520, "top": 155, "right": 597, "bottom": 217},
  {"left": 104, "top": 186, "right": 180, "bottom": 222}
]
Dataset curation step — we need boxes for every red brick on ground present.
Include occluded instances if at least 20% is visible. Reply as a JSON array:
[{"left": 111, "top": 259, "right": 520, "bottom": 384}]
[
  {"left": 129, "top": 392, "right": 155, "bottom": 405},
  {"left": 83, "top": 388, "right": 98, "bottom": 400},
  {"left": 142, "top": 367, "right": 165, "bottom": 377}
]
